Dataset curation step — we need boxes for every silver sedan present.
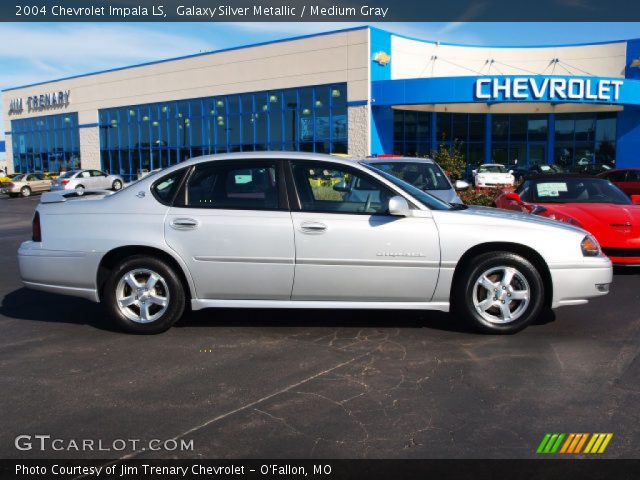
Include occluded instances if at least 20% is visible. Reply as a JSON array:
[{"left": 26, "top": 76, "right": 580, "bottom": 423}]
[
  {"left": 50, "top": 169, "right": 124, "bottom": 193},
  {"left": 18, "top": 152, "right": 612, "bottom": 334}
]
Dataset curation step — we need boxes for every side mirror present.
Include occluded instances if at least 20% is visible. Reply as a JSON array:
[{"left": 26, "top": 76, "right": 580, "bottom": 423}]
[
  {"left": 454, "top": 180, "right": 470, "bottom": 191},
  {"left": 509, "top": 170, "right": 514, "bottom": 174},
  {"left": 388, "top": 195, "right": 411, "bottom": 216},
  {"left": 333, "top": 181, "right": 349, "bottom": 193},
  {"left": 505, "top": 192, "right": 523, "bottom": 203},
  {"left": 472, "top": 169, "right": 478, "bottom": 175},
  {"left": 631, "top": 194, "right": 640, "bottom": 205}
]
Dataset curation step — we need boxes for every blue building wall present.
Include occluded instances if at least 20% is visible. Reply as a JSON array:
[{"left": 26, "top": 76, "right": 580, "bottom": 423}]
[{"left": 369, "top": 28, "right": 394, "bottom": 156}]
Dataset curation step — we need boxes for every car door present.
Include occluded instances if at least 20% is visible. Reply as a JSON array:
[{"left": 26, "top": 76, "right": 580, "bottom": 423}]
[
  {"left": 287, "top": 160, "right": 440, "bottom": 302},
  {"left": 33, "top": 173, "right": 49, "bottom": 191},
  {"left": 76, "top": 170, "right": 92, "bottom": 188},
  {"left": 88, "top": 170, "right": 106, "bottom": 188},
  {"left": 164, "top": 159, "right": 295, "bottom": 300}
]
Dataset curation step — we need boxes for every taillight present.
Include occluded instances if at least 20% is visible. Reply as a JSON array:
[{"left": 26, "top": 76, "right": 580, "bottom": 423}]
[
  {"left": 7, "top": 182, "right": 14, "bottom": 188},
  {"left": 60, "top": 179, "right": 69, "bottom": 185},
  {"left": 32, "top": 211, "right": 41, "bottom": 242}
]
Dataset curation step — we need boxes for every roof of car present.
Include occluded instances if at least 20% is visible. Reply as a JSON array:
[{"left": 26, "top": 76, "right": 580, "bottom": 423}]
[
  {"left": 524, "top": 173, "right": 605, "bottom": 181},
  {"left": 364, "top": 157, "right": 435, "bottom": 164}
]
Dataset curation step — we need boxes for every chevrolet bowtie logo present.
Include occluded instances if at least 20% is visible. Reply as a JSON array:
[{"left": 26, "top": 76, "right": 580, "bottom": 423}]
[
  {"left": 630, "top": 58, "right": 640, "bottom": 68},
  {"left": 372, "top": 51, "right": 391, "bottom": 66}
]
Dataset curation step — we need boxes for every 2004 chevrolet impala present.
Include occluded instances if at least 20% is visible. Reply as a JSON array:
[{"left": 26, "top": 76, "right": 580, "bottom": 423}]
[{"left": 18, "top": 152, "right": 612, "bottom": 334}]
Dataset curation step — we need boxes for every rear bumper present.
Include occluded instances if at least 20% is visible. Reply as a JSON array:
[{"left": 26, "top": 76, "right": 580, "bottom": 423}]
[
  {"left": 18, "top": 241, "right": 101, "bottom": 302},
  {"left": 549, "top": 257, "right": 613, "bottom": 308}
]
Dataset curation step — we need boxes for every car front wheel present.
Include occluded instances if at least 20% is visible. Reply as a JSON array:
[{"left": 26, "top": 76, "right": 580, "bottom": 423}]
[
  {"left": 104, "top": 255, "right": 186, "bottom": 334},
  {"left": 112, "top": 179, "right": 122, "bottom": 190},
  {"left": 453, "top": 252, "right": 545, "bottom": 334}
]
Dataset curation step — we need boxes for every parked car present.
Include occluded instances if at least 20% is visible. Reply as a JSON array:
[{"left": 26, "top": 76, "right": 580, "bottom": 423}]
[
  {"left": 597, "top": 169, "right": 640, "bottom": 197},
  {"left": 495, "top": 174, "right": 640, "bottom": 266},
  {"left": 51, "top": 169, "right": 124, "bottom": 193},
  {"left": 510, "top": 164, "right": 566, "bottom": 184},
  {"left": 363, "top": 157, "right": 468, "bottom": 204},
  {"left": 473, "top": 164, "right": 515, "bottom": 188},
  {"left": 0, "top": 173, "right": 51, "bottom": 197},
  {"left": 570, "top": 163, "right": 613, "bottom": 176},
  {"left": 19, "top": 152, "right": 611, "bottom": 335}
]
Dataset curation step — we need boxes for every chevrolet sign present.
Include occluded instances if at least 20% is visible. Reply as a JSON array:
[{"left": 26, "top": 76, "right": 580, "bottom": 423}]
[{"left": 475, "top": 77, "right": 623, "bottom": 102}]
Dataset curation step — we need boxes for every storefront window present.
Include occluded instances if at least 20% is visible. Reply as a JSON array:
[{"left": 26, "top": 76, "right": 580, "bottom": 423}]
[
  {"left": 12, "top": 112, "right": 80, "bottom": 173},
  {"left": 97, "top": 83, "right": 347, "bottom": 180}
]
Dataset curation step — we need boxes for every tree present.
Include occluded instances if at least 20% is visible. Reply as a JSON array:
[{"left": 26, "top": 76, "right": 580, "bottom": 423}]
[{"left": 431, "top": 136, "right": 466, "bottom": 180}]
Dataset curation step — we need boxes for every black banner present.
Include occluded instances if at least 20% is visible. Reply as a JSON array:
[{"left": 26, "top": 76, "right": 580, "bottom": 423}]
[
  {"left": 4, "top": 0, "right": 640, "bottom": 22},
  {"left": 2, "top": 460, "right": 640, "bottom": 480}
]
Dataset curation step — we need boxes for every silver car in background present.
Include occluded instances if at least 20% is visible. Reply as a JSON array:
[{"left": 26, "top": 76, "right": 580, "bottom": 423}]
[
  {"left": 51, "top": 169, "right": 124, "bottom": 193},
  {"left": 19, "top": 152, "right": 612, "bottom": 335},
  {"left": 364, "top": 157, "right": 468, "bottom": 204}
]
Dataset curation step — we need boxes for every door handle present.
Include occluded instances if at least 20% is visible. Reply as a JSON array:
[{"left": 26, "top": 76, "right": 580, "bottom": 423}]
[
  {"left": 300, "top": 221, "right": 327, "bottom": 233},
  {"left": 170, "top": 218, "right": 199, "bottom": 230}
]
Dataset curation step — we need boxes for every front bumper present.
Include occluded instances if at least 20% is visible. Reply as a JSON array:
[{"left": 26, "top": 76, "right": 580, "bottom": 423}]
[
  {"left": 549, "top": 256, "right": 613, "bottom": 308},
  {"left": 18, "top": 241, "right": 101, "bottom": 302}
]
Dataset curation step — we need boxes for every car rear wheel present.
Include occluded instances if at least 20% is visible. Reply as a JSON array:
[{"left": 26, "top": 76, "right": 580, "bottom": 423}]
[
  {"left": 20, "top": 186, "right": 31, "bottom": 197},
  {"left": 112, "top": 179, "right": 122, "bottom": 191},
  {"left": 452, "top": 252, "right": 545, "bottom": 334},
  {"left": 75, "top": 184, "right": 85, "bottom": 195},
  {"left": 104, "top": 255, "right": 186, "bottom": 334}
]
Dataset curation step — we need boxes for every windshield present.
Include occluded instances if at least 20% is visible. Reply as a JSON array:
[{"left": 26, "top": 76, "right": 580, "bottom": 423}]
[
  {"left": 530, "top": 178, "right": 631, "bottom": 205},
  {"left": 361, "top": 163, "right": 453, "bottom": 210},
  {"left": 370, "top": 162, "right": 452, "bottom": 191},
  {"left": 478, "top": 165, "right": 508, "bottom": 173},
  {"left": 59, "top": 171, "right": 78, "bottom": 179}
]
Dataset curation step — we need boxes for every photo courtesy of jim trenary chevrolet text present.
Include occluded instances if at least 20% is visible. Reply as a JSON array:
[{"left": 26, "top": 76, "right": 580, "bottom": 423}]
[{"left": 0, "top": 0, "right": 639, "bottom": 479}]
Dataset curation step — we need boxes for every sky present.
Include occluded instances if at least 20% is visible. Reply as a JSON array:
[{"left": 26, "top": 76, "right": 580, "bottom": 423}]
[{"left": 1, "top": 21, "right": 640, "bottom": 133}]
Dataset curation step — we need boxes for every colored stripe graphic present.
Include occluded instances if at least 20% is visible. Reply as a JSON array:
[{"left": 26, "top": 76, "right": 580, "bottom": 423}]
[
  {"left": 584, "top": 433, "right": 613, "bottom": 454},
  {"left": 537, "top": 433, "right": 565, "bottom": 453},
  {"left": 538, "top": 433, "right": 613, "bottom": 454}
]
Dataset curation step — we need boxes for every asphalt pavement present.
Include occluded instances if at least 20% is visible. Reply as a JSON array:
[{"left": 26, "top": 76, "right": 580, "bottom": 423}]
[{"left": 0, "top": 194, "right": 638, "bottom": 459}]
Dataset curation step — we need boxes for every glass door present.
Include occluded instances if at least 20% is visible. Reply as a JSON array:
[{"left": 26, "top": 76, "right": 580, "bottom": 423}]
[{"left": 528, "top": 144, "right": 546, "bottom": 167}]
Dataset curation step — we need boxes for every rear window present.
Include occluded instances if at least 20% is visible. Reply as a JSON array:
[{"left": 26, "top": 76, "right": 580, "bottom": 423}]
[{"left": 59, "top": 171, "right": 77, "bottom": 179}]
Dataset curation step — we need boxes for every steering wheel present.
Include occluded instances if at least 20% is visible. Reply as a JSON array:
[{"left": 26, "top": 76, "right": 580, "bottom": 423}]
[{"left": 364, "top": 194, "right": 372, "bottom": 213}]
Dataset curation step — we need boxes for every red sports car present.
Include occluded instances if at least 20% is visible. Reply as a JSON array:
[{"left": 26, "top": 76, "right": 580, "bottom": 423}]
[
  {"left": 598, "top": 168, "right": 640, "bottom": 197},
  {"left": 495, "top": 174, "right": 640, "bottom": 266}
]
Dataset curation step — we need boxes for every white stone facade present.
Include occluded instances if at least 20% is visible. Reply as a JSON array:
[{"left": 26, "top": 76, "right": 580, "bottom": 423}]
[{"left": 347, "top": 105, "right": 369, "bottom": 158}]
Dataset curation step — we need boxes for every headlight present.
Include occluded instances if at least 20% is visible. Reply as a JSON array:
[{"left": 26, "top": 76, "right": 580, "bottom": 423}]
[{"left": 581, "top": 235, "right": 601, "bottom": 257}]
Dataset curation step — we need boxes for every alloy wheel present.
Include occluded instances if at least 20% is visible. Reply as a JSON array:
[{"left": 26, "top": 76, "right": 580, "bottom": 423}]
[
  {"left": 115, "top": 268, "right": 170, "bottom": 324},
  {"left": 472, "top": 266, "right": 530, "bottom": 324}
]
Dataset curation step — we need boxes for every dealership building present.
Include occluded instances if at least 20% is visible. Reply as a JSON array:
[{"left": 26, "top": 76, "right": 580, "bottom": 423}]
[{"left": 3, "top": 26, "right": 640, "bottom": 180}]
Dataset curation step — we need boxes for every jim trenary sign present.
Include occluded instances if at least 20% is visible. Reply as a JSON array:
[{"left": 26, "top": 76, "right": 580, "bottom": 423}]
[{"left": 474, "top": 77, "right": 624, "bottom": 102}]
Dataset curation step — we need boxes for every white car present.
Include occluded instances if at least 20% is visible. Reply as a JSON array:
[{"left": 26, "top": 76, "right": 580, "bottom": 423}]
[
  {"left": 473, "top": 164, "right": 515, "bottom": 188},
  {"left": 51, "top": 169, "right": 124, "bottom": 193},
  {"left": 18, "top": 152, "right": 612, "bottom": 334}
]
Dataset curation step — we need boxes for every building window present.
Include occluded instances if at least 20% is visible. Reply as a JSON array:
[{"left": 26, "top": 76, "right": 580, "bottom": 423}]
[
  {"left": 98, "top": 83, "right": 347, "bottom": 181},
  {"left": 554, "top": 112, "right": 615, "bottom": 168},
  {"left": 392, "top": 110, "right": 431, "bottom": 157},
  {"left": 11, "top": 112, "right": 80, "bottom": 173}
]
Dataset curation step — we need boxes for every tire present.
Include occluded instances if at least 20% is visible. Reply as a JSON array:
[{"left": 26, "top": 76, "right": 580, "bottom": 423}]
[
  {"left": 452, "top": 251, "right": 545, "bottom": 334},
  {"left": 75, "top": 184, "right": 85, "bottom": 195},
  {"left": 112, "top": 179, "right": 123, "bottom": 191},
  {"left": 103, "top": 255, "right": 186, "bottom": 334},
  {"left": 20, "top": 186, "right": 31, "bottom": 197}
]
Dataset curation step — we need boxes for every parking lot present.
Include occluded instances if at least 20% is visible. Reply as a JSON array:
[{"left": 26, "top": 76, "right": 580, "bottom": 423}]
[{"left": 0, "top": 194, "right": 638, "bottom": 460}]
